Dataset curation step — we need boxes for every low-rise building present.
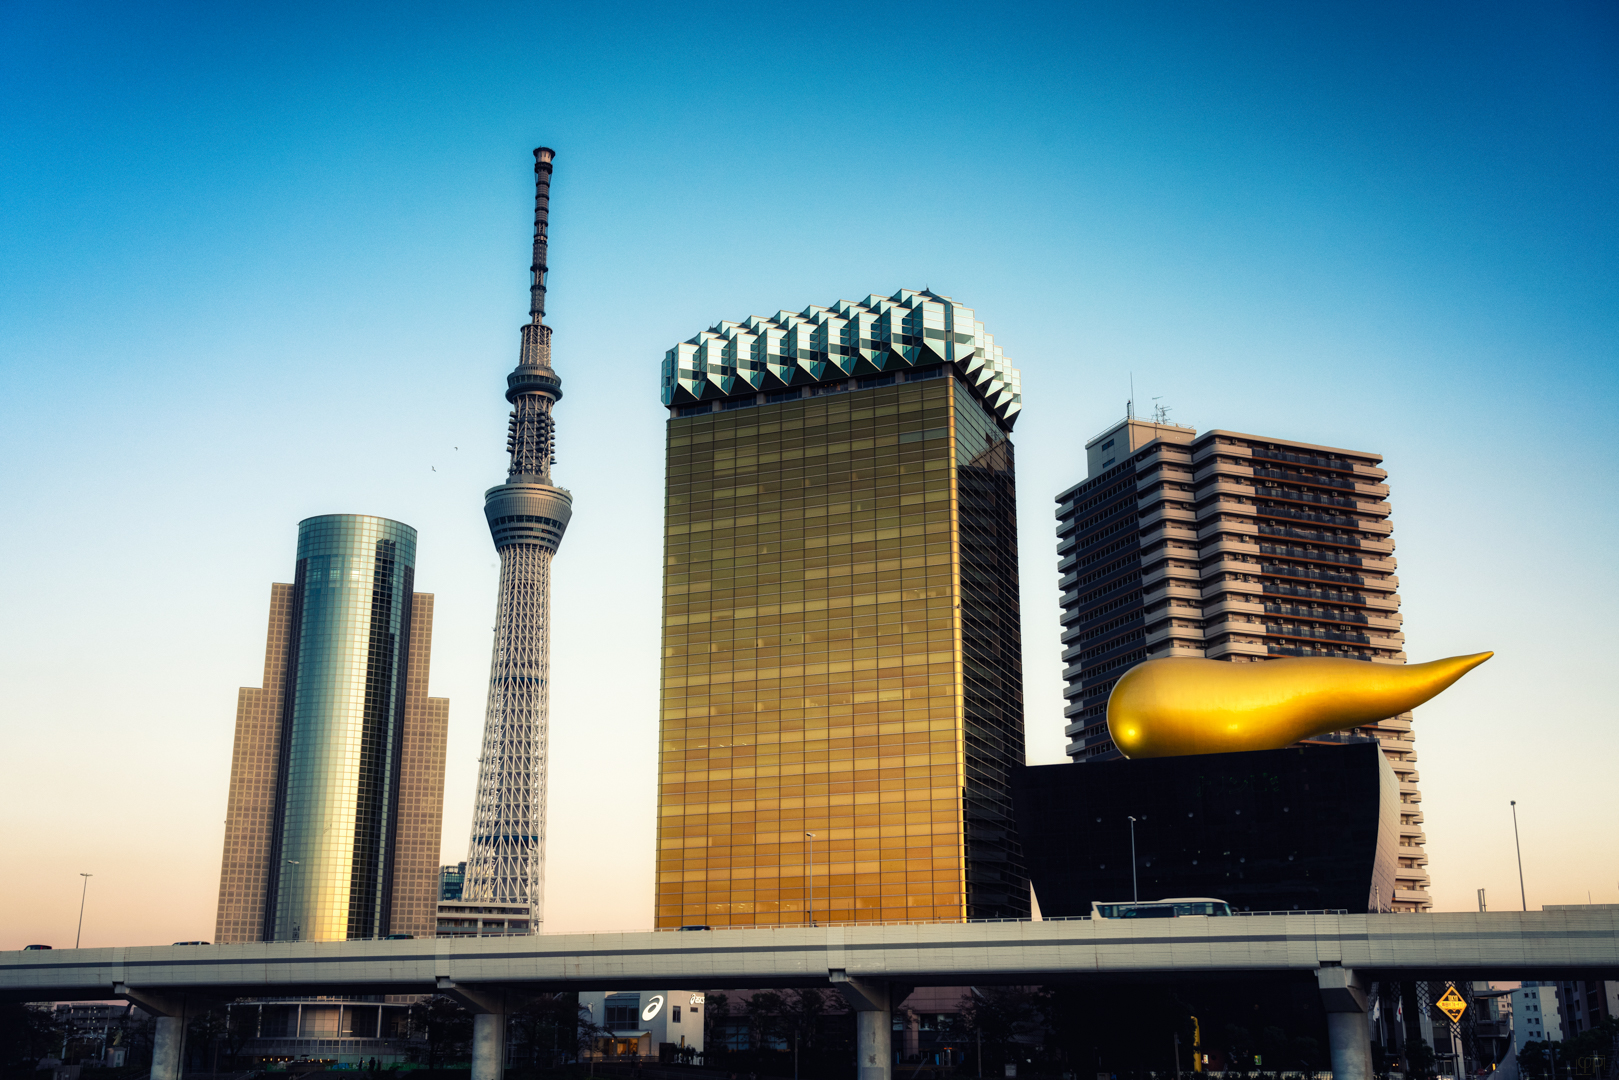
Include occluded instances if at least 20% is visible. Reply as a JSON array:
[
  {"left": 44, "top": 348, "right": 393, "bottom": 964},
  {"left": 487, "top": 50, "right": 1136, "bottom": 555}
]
[
  {"left": 435, "top": 898, "right": 532, "bottom": 937},
  {"left": 439, "top": 862, "right": 467, "bottom": 901},
  {"left": 1512, "top": 985, "right": 1563, "bottom": 1050},
  {"left": 578, "top": 990, "right": 706, "bottom": 1062}
]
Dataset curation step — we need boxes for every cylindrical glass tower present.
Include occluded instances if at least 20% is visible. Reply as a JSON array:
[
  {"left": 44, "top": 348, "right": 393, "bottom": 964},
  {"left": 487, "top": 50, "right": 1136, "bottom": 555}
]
[{"left": 270, "top": 514, "right": 418, "bottom": 941}]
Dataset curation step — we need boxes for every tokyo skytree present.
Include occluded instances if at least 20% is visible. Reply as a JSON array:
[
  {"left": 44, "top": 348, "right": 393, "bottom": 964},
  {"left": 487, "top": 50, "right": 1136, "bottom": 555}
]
[{"left": 463, "top": 146, "right": 572, "bottom": 927}]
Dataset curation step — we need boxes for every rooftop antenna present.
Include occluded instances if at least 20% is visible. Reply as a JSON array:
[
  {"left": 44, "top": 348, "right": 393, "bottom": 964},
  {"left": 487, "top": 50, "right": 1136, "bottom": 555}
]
[
  {"left": 1152, "top": 396, "right": 1171, "bottom": 425},
  {"left": 1127, "top": 373, "right": 1135, "bottom": 421}
]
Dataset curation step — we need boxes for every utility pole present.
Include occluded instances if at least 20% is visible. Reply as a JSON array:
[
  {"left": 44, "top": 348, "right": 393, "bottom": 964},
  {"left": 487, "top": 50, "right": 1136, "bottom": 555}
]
[
  {"left": 805, "top": 832, "right": 816, "bottom": 926},
  {"left": 75, "top": 873, "right": 93, "bottom": 949},
  {"left": 1510, "top": 801, "right": 1527, "bottom": 910},
  {"left": 1128, "top": 817, "right": 1139, "bottom": 901}
]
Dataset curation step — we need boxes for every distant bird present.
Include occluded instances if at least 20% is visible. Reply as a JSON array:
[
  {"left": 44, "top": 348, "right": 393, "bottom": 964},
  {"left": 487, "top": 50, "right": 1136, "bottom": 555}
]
[{"left": 432, "top": 466, "right": 437, "bottom": 471}]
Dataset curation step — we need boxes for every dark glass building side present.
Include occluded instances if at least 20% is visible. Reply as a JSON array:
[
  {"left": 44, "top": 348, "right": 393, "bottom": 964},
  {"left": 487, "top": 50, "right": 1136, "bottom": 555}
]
[
  {"left": 1012, "top": 743, "right": 1399, "bottom": 916},
  {"left": 953, "top": 379, "right": 1027, "bottom": 918},
  {"left": 1053, "top": 454, "right": 1156, "bottom": 760}
]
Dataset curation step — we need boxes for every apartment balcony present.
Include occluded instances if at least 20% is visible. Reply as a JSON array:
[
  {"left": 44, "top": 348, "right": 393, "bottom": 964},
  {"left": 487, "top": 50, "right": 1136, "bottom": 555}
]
[
  {"left": 1197, "top": 479, "right": 1258, "bottom": 501},
  {"left": 1199, "top": 536, "right": 1262, "bottom": 560},
  {"left": 1137, "top": 464, "right": 1194, "bottom": 489},
  {"left": 1139, "top": 503, "right": 1196, "bottom": 528},
  {"left": 1144, "top": 621, "right": 1204, "bottom": 645},
  {"left": 1146, "top": 641, "right": 1205, "bottom": 660},
  {"left": 1203, "top": 597, "right": 1263, "bottom": 618},
  {"left": 1204, "top": 638, "right": 1269, "bottom": 660},
  {"left": 1352, "top": 481, "right": 1391, "bottom": 498},
  {"left": 1190, "top": 440, "right": 1236, "bottom": 465},
  {"left": 1142, "top": 590, "right": 1201, "bottom": 616},
  {"left": 1141, "top": 562, "right": 1200, "bottom": 588},
  {"left": 1135, "top": 446, "right": 1194, "bottom": 470},
  {"left": 1201, "top": 557, "right": 1264, "bottom": 580},
  {"left": 1193, "top": 460, "right": 1254, "bottom": 484},
  {"left": 1197, "top": 517, "right": 1257, "bottom": 541},
  {"left": 1358, "top": 554, "right": 1399, "bottom": 572},
  {"left": 1140, "top": 528, "right": 1199, "bottom": 553},
  {"left": 1357, "top": 535, "right": 1395, "bottom": 554}
]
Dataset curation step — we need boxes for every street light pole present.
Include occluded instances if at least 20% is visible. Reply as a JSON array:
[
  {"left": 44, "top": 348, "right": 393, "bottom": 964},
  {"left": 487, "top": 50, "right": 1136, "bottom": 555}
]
[
  {"left": 1510, "top": 801, "right": 1527, "bottom": 911},
  {"left": 75, "top": 873, "right": 93, "bottom": 949},
  {"left": 1128, "top": 816, "right": 1139, "bottom": 901},
  {"left": 805, "top": 833, "right": 815, "bottom": 926}
]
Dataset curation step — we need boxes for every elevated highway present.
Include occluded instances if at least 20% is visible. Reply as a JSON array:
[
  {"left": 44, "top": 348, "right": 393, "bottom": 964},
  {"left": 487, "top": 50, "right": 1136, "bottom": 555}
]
[{"left": 6, "top": 910, "right": 1614, "bottom": 1080}]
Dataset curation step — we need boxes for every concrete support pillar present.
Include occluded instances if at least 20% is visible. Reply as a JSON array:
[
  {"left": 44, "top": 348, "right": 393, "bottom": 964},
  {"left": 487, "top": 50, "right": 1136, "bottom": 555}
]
[
  {"left": 471, "top": 1011, "right": 507, "bottom": 1080},
  {"left": 1326, "top": 1011, "right": 1374, "bottom": 1080},
  {"left": 1318, "top": 967, "right": 1373, "bottom": 1080},
  {"left": 438, "top": 977, "right": 507, "bottom": 1080},
  {"left": 150, "top": 1015, "right": 183, "bottom": 1080},
  {"left": 857, "top": 1008, "right": 892, "bottom": 1080},
  {"left": 831, "top": 970, "right": 909, "bottom": 1080}
]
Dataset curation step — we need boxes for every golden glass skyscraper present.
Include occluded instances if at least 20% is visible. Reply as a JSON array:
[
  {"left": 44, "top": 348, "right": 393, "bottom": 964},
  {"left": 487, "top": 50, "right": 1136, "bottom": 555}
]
[{"left": 655, "top": 289, "right": 1026, "bottom": 928}]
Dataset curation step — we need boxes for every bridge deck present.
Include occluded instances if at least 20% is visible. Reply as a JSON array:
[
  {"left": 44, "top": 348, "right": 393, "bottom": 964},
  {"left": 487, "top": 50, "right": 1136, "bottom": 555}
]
[{"left": 5, "top": 910, "right": 1615, "bottom": 1002}]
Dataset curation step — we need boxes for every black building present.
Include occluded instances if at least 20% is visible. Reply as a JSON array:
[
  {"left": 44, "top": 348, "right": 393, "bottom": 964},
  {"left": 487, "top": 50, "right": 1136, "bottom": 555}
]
[{"left": 1012, "top": 742, "right": 1399, "bottom": 915}]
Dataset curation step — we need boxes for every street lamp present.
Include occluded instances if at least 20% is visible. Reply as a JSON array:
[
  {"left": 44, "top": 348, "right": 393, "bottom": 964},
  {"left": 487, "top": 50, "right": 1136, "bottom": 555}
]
[
  {"left": 1128, "top": 816, "right": 1139, "bottom": 901},
  {"left": 1510, "top": 801, "right": 1526, "bottom": 911},
  {"left": 805, "top": 833, "right": 816, "bottom": 926},
  {"left": 75, "top": 873, "right": 92, "bottom": 949}
]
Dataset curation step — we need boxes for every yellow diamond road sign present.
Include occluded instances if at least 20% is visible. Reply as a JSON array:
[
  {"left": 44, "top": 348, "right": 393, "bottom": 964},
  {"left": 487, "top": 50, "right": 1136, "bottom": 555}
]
[{"left": 1436, "top": 987, "right": 1467, "bottom": 1022}]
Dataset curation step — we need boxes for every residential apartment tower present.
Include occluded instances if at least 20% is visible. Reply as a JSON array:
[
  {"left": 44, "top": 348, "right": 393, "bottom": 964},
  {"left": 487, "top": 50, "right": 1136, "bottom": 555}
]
[{"left": 1054, "top": 418, "right": 1431, "bottom": 911}]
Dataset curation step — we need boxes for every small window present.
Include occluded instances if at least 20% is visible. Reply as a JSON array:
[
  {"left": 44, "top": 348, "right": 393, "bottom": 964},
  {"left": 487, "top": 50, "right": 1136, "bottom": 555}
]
[
  {"left": 673, "top": 1006, "right": 681, "bottom": 1023},
  {"left": 1102, "top": 439, "right": 1115, "bottom": 450}
]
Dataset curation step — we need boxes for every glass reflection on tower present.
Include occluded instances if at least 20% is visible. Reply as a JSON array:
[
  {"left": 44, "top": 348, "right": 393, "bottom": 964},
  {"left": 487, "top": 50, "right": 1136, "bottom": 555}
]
[{"left": 269, "top": 514, "right": 417, "bottom": 941}]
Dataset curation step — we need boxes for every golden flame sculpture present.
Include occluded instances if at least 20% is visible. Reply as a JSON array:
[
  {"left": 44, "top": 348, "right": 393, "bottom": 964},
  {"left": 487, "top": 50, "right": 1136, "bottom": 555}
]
[{"left": 1106, "top": 652, "right": 1493, "bottom": 758}]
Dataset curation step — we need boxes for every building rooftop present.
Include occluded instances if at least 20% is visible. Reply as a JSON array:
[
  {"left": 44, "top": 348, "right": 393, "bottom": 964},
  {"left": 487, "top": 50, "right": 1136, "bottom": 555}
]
[{"left": 661, "top": 287, "right": 1021, "bottom": 429}]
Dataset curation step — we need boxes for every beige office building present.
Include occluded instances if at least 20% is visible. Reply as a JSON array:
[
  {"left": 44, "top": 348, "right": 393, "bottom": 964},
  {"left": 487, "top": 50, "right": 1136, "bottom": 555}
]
[
  {"left": 1055, "top": 419, "right": 1432, "bottom": 911},
  {"left": 215, "top": 515, "right": 450, "bottom": 942}
]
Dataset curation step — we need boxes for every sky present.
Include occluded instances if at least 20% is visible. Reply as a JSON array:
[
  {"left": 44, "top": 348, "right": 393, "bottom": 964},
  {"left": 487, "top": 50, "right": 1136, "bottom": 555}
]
[{"left": 1, "top": 0, "right": 1616, "bottom": 949}]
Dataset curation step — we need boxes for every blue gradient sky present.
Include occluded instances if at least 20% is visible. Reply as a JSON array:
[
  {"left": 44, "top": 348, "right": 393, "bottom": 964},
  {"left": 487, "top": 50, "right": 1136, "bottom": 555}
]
[{"left": 2, "top": 1, "right": 1615, "bottom": 946}]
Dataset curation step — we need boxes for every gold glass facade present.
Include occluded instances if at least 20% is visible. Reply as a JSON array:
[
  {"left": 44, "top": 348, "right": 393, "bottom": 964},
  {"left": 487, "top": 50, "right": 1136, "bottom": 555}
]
[{"left": 656, "top": 374, "right": 1027, "bottom": 928}]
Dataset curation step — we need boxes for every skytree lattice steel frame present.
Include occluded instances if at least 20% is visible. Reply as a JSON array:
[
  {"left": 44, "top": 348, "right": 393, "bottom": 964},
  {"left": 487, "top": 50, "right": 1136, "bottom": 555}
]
[{"left": 463, "top": 147, "right": 573, "bottom": 927}]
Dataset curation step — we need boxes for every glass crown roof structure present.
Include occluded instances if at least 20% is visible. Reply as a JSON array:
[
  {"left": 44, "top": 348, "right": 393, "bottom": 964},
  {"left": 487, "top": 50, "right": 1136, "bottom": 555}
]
[{"left": 661, "top": 287, "right": 1022, "bottom": 429}]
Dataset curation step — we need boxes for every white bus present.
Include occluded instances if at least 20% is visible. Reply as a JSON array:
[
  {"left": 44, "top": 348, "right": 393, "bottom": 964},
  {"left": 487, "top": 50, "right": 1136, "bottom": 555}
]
[{"left": 1091, "top": 898, "right": 1234, "bottom": 919}]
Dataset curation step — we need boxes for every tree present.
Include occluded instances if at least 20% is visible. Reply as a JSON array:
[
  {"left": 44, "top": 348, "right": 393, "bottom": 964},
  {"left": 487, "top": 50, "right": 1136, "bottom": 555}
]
[
  {"left": 508, "top": 993, "right": 595, "bottom": 1067},
  {"left": 1404, "top": 1036, "right": 1438, "bottom": 1080},
  {"left": 0, "top": 1003, "right": 63, "bottom": 1068},
  {"left": 1518, "top": 1041, "right": 1546, "bottom": 1080},
  {"left": 703, "top": 991, "right": 731, "bottom": 1053},
  {"left": 958, "top": 987, "right": 1050, "bottom": 1077},
  {"left": 409, "top": 995, "right": 474, "bottom": 1069}
]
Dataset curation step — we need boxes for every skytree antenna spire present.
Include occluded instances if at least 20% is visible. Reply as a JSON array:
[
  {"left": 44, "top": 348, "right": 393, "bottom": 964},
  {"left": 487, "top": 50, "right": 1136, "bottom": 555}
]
[{"left": 463, "top": 146, "right": 572, "bottom": 928}]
